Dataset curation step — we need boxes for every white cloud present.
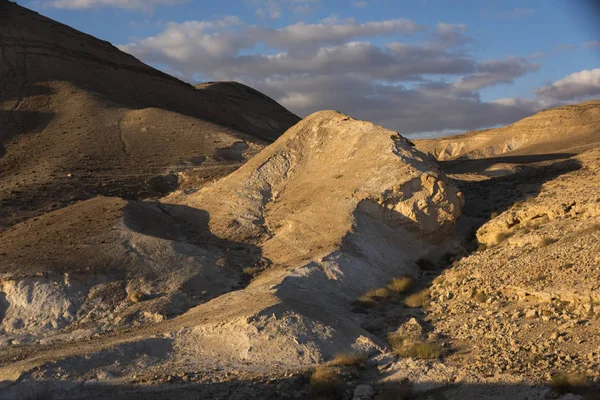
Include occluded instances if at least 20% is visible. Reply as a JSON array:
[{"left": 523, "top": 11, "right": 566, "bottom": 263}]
[
  {"left": 453, "top": 57, "right": 539, "bottom": 91},
  {"left": 434, "top": 23, "right": 471, "bottom": 47},
  {"left": 45, "top": 0, "right": 187, "bottom": 11},
  {"left": 252, "top": 74, "right": 544, "bottom": 135},
  {"left": 118, "top": 16, "right": 552, "bottom": 135},
  {"left": 535, "top": 69, "right": 600, "bottom": 101}
]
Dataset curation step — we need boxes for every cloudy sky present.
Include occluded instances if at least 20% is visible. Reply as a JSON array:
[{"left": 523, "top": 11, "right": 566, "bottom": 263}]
[{"left": 19, "top": 0, "right": 600, "bottom": 137}]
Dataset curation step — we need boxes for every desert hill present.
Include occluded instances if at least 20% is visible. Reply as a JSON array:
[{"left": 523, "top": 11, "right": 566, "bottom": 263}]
[
  {"left": 416, "top": 100, "right": 600, "bottom": 161},
  {"left": 0, "top": 111, "right": 464, "bottom": 397},
  {"left": 2, "top": 2, "right": 600, "bottom": 398},
  {"left": 0, "top": 0, "right": 299, "bottom": 229}
]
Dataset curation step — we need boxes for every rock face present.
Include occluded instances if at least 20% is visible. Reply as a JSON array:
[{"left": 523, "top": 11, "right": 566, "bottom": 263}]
[
  {"left": 0, "top": 111, "right": 462, "bottom": 386},
  {"left": 179, "top": 111, "right": 463, "bottom": 261},
  {"left": 421, "top": 147, "right": 600, "bottom": 387},
  {"left": 416, "top": 100, "right": 600, "bottom": 160},
  {"left": 0, "top": 1, "right": 299, "bottom": 228}
]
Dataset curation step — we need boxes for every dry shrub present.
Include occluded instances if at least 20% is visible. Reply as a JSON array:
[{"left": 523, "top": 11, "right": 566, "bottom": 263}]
[
  {"left": 550, "top": 372, "right": 587, "bottom": 394},
  {"left": 494, "top": 231, "right": 509, "bottom": 244},
  {"left": 128, "top": 290, "right": 144, "bottom": 303},
  {"left": 309, "top": 366, "right": 344, "bottom": 397},
  {"left": 354, "top": 295, "right": 377, "bottom": 309},
  {"left": 328, "top": 352, "right": 368, "bottom": 368},
  {"left": 242, "top": 266, "right": 262, "bottom": 276},
  {"left": 404, "top": 289, "right": 430, "bottom": 308},
  {"left": 539, "top": 237, "right": 556, "bottom": 247},
  {"left": 354, "top": 286, "right": 391, "bottom": 309},
  {"left": 473, "top": 291, "right": 488, "bottom": 303},
  {"left": 366, "top": 287, "right": 391, "bottom": 299},
  {"left": 387, "top": 276, "right": 414, "bottom": 294},
  {"left": 387, "top": 333, "right": 442, "bottom": 360}
]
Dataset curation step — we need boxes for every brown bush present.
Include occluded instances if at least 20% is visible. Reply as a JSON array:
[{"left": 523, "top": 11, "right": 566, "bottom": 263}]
[{"left": 404, "top": 289, "right": 430, "bottom": 308}]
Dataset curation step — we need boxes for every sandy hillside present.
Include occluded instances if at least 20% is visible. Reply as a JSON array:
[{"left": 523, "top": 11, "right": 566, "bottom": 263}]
[
  {"left": 415, "top": 100, "right": 600, "bottom": 161},
  {"left": 0, "top": 1, "right": 299, "bottom": 229},
  {"left": 2, "top": 1, "right": 600, "bottom": 398},
  {"left": 0, "top": 111, "right": 464, "bottom": 398}
]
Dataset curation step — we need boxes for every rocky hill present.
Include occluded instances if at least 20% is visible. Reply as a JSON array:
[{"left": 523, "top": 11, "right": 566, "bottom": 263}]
[
  {"left": 2, "top": 2, "right": 600, "bottom": 399},
  {"left": 0, "top": 0, "right": 299, "bottom": 229},
  {"left": 0, "top": 111, "right": 464, "bottom": 398},
  {"left": 416, "top": 100, "right": 600, "bottom": 161}
]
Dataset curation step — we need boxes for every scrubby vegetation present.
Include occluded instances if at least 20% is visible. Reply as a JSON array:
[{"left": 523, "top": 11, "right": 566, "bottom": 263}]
[
  {"left": 539, "top": 237, "right": 556, "bottom": 247},
  {"left": 328, "top": 352, "right": 368, "bottom": 368},
  {"left": 550, "top": 372, "right": 587, "bottom": 394},
  {"left": 387, "top": 276, "right": 414, "bottom": 294},
  {"left": 473, "top": 291, "right": 488, "bottom": 303},
  {"left": 309, "top": 366, "right": 345, "bottom": 397},
  {"left": 404, "top": 289, "right": 430, "bottom": 308},
  {"left": 387, "top": 333, "right": 442, "bottom": 360},
  {"left": 128, "top": 290, "right": 144, "bottom": 303},
  {"left": 354, "top": 276, "right": 416, "bottom": 308}
]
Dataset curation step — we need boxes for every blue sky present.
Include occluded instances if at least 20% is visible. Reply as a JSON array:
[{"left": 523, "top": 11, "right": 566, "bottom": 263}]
[{"left": 17, "top": 0, "right": 600, "bottom": 136}]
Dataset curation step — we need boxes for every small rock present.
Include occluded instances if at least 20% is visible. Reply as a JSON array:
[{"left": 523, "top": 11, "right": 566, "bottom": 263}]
[
  {"left": 525, "top": 309, "right": 538, "bottom": 318},
  {"left": 353, "top": 384, "right": 374, "bottom": 400},
  {"left": 558, "top": 394, "right": 582, "bottom": 400}
]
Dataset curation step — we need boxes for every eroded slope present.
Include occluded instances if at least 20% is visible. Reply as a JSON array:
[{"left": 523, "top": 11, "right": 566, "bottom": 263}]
[
  {"left": 0, "top": 111, "right": 463, "bottom": 396},
  {"left": 415, "top": 100, "right": 600, "bottom": 161},
  {"left": 0, "top": 1, "right": 299, "bottom": 228}
]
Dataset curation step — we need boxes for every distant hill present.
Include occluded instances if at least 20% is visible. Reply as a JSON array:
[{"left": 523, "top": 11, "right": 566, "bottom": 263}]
[
  {"left": 0, "top": 1, "right": 299, "bottom": 228},
  {"left": 415, "top": 100, "right": 600, "bottom": 160}
]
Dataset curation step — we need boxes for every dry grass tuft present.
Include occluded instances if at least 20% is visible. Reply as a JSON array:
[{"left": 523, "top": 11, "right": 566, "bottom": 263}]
[
  {"left": 473, "top": 291, "right": 488, "bottom": 303},
  {"left": 309, "top": 366, "right": 345, "bottom": 397},
  {"left": 539, "top": 237, "right": 556, "bottom": 247},
  {"left": 328, "top": 352, "right": 368, "bottom": 368},
  {"left": 550, "top": 372, "right": 587, "bottom": 394},
  {"left": 404, "top": 289, "right": 430, "bottom": 308},
  {"left": 494, "top": 231, "right": 509, "bottom": 244},
  {"left": 387, "top": 276, "right": 414, "bottom": 294},
  {"left": 366, "top": 287, "right": 391, "bottom": 299},
  {"left": 354, "top": 295, "right": 377, "bottom": 309},
  {"left": 387, "top": 333, "right": 442, "bottom": 360},
  {"left": 128, "top": 290, "right": 144, "bottom": 303},
  {"left": 354, "top": 286, "right": 392, "bottom": 309},
  {"left": 242, "top": 266, "right": 262, "bottom": 277}
]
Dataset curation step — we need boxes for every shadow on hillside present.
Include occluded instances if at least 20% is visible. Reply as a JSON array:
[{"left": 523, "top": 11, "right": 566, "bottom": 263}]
[
  {"left": 0, "top": 110, "right": 54, "bottom": 158},
  {"left": 438, "top": 152, "right": 577, "bottom": 174},
  {"left": 122, "top": 200, "right": 266, "bottom": 288},
  {"left": 2, "top": 375, "right": 599, "bottom": 400},
  {"left": 0, "top": 84, "right": 56, "bottom": 102},
  {"left": 350, "top": 154, "right": 585, "bottom": 381},
  {"left": 447, "top": 155, "right": 582, "bottom": 230}
]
